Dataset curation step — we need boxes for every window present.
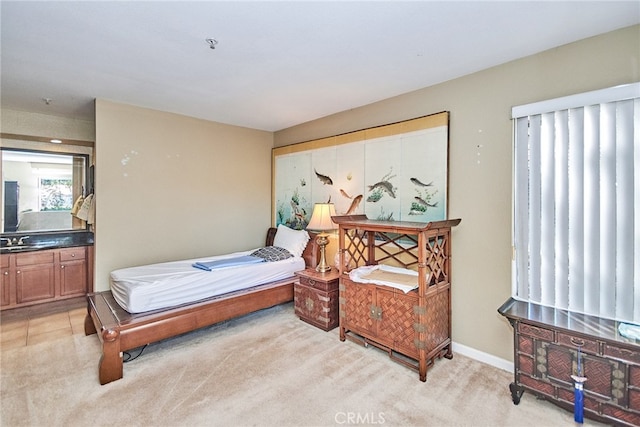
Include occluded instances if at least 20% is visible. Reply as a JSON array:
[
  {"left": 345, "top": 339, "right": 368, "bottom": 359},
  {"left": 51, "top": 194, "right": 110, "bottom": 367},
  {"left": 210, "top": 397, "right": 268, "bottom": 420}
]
[
  {"left": 39, "top": 178, "right": 73, "bottom": 211},
  {"left": 512, "top": 83, "right": 639, "bottom": 323}
]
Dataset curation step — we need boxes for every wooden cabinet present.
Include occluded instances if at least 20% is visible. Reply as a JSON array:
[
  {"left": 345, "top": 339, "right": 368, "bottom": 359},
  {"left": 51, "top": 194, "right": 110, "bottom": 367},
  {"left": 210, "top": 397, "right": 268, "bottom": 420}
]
[
  {"left": 15, "top": 251, "right": 56, "bottom": 304},
  {"left": 341, "top": 282, "right": 422, "bottom": 359},
  {"left": 0, "top": 246, "right": 91, "bottom": 310},
  {"left": 1, "top": 255, "right": 10, "bottom": 306},
  {"left": 333, "top": 215, "right": 461, "bottom": 382},
  {"left": 294, "top": 268, "right": 340, "bottom": 331},
  {"left": 59, "top": 247, "right": 87, "bottom": 296},
  {"left": 499, "top": 297, "right": 640, "bottom": 426}
]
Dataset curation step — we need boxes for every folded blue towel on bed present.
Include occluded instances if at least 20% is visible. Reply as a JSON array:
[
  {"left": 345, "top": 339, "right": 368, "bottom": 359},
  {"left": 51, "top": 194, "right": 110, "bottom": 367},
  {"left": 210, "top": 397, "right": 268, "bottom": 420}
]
[{"left": 192, "top": 255, "right": 265, "bottom": 271}]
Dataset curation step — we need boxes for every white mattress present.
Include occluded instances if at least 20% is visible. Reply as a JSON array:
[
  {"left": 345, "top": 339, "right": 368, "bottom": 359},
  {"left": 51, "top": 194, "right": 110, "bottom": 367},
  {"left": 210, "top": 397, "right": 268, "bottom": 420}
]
[{"left": 110, "top": 249, "right": 305, "bottom": 313}]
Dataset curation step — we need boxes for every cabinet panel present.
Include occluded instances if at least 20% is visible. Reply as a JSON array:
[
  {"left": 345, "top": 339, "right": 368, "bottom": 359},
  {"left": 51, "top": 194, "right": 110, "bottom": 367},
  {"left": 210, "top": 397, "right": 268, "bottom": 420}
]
[
  {"left": 377, "top": 287, "right": 418, "bottom": 357},
  {"left": 518, "top": 323, "right": 553, "bottom": 341},
  {"left": 342, "top": 280, "right": 376, "bottom": 335},
  {"left": 15, "top": 251, "right": 55, "bottom": 266},
  {"left": 1, "top": 267, "right": 10, "bottom": 306},
  {"left": 16, "top": 263, "right": 55, "bottom": 303},
  {"left": 59, "top": 247, "right": 86, "bottom": 262},
  {"left": 298, "top": 274, "right": 333, "bottom": 292},
  {"left": 294, "top": 284, "right": 338, "bottom": 331},
  {"left": 556, "top": 332, "right": 599, "bottom": 355},
  {"left": 605, "top": 344, "right": 640, "bottom": 365},
  {"left": 59, "top": 260, "right": 87, "bottom": 296},
  {"left": 546, "top": 343, "right": 617, "bottom": 400}
]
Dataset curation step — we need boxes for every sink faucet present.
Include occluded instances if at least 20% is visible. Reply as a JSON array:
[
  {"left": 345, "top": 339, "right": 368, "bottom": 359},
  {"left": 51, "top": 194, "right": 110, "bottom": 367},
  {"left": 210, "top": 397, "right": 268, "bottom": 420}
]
[
  {"left": 1, "top": 237, "right": 12, "bottom": 247},
  {"left": 18, "top": 236, "right": 30, "bottom": 245}
]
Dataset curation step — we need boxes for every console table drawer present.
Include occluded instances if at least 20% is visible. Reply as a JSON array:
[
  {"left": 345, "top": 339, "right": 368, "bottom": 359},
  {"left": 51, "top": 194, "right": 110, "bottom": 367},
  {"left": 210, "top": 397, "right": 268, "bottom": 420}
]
[
  {"left": 604, "top": 344, "right": 640, "bottom": 365},
  {"left": 518, "top": 323, "right": 553, "bottom": 341},
  {"left": 556, "top": 332, "right": 599, "bottom": 354}
]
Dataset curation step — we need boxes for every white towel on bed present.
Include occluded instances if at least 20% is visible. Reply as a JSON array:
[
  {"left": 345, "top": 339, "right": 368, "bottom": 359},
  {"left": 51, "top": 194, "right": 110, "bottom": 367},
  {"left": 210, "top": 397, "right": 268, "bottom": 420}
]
[{"left": 192, "top": 255, "right": 265, "bottom": 271}]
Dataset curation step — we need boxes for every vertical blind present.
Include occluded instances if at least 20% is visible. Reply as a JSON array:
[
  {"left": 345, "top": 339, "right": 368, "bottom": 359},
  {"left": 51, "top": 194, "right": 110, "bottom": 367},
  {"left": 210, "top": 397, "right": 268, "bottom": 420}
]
[{"left": 512, "top": 83, "right": 640, "bottom": 323}]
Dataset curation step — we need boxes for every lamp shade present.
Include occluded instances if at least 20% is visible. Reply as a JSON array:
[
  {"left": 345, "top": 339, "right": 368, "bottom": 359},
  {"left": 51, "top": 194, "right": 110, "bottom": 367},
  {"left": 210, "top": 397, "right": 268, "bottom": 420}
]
[{"left": 306, "top": 203, "right": 337, "bottom": 231}]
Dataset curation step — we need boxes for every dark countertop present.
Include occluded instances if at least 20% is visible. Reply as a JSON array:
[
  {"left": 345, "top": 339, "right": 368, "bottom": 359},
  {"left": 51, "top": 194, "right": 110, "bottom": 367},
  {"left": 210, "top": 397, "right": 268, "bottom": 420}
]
[{"left": 0, "top": 230, "right": 93, "bottom": 254}]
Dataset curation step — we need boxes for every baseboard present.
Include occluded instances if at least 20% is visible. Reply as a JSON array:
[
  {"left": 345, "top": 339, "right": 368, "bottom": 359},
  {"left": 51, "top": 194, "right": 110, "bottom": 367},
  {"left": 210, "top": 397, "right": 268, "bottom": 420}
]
[{"left": 452, "top": 341, "right": 514, "bottom": 373}]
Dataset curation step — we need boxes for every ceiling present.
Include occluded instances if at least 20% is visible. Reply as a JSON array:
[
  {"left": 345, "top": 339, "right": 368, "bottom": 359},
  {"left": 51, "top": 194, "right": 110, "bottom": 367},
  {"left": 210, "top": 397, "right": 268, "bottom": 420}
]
[{"left": 1, "top": 1, "right": 638, "bottom": 132}]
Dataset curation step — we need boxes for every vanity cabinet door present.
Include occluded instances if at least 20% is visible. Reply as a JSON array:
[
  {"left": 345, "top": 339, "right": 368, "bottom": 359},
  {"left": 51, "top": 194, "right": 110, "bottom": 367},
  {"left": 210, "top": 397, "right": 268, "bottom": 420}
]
[
  {"left": 59, "top": 247, "right": 87, "bottom": 297},
  {"left": 15, "top": 251, "right": 56, "bottom": 304},
  {"left": 1, "top": 255, "right": 10, "bottom": 306}
]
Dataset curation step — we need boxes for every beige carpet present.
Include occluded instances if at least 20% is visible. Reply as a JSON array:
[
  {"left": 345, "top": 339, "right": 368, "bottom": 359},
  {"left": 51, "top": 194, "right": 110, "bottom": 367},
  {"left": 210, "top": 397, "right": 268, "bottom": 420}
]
[{"left": 1, "top": 303, "right": 606, "bottom": 427}]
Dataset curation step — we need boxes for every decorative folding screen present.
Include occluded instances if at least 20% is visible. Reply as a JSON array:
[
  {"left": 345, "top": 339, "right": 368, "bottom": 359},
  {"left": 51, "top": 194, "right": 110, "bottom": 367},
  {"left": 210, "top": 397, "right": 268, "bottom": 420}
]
[{"left": 272, "top": 112, "right": 449, "bottom": 229}]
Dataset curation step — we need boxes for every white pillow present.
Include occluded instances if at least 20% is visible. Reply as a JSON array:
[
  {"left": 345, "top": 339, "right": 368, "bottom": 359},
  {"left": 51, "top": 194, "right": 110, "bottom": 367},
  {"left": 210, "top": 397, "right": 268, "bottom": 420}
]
[{"left": 273, "top": 224, "right": 310, "bottom": 258}]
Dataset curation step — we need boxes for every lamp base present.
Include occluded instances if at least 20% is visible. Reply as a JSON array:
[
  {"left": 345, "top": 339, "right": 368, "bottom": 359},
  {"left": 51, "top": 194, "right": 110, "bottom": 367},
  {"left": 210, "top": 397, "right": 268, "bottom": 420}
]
[{"left": 315, "top": 233, "right": 331, "bottom": 273}]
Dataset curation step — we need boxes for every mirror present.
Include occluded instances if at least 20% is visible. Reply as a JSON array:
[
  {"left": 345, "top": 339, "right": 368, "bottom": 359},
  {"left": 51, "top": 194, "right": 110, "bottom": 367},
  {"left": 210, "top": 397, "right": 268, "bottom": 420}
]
[{"left": 1, "top": 148, "right": 91, "bottom": 234}]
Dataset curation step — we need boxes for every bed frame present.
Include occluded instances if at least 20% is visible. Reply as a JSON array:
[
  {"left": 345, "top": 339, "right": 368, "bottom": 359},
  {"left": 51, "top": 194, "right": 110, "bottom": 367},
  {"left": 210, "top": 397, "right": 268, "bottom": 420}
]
[{"left": 84, "top": 227, "right": 318, "bottom": 385}]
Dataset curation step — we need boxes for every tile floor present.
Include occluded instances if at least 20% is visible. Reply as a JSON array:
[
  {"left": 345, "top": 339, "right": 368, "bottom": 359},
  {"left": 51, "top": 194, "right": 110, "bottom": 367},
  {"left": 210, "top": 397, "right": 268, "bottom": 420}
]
[{"left": 0, "top": 297, "right": 87, "bottom": 350}]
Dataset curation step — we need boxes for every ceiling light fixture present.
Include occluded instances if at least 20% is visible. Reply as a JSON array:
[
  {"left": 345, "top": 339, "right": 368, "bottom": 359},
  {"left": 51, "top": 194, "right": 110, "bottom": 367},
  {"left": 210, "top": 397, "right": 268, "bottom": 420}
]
[
  {"left": 205, "top": 38, "right": 218, "bottom": 50},
  {"left": 50, "top": 139, "right": 62, "bottom": 144},
  {"left": 43, "top": 97, "right": 52, "bottom": 105}
]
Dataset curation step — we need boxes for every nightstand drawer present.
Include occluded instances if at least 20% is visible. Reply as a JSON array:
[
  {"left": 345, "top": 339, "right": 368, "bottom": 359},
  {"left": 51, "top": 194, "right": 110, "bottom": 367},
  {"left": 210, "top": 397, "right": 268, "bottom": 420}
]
[
  {"left": 298, "top": 274, "right": 337, "bottom": 291},
  {"left": 294, "top": 268, "right": 339, "bottom": 292}
]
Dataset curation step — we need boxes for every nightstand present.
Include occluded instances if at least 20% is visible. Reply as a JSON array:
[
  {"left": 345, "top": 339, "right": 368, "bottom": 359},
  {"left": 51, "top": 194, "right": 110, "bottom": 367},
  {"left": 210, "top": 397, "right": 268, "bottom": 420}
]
[{"left": 294, "top": 268, "right": 340, "bottom": 331}]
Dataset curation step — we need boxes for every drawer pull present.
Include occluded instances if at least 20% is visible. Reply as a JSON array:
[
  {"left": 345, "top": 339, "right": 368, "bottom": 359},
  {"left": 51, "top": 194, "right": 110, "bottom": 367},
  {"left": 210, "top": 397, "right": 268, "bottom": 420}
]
[{"left": 570, "top": 337, "right": 585, "bottom": 347}]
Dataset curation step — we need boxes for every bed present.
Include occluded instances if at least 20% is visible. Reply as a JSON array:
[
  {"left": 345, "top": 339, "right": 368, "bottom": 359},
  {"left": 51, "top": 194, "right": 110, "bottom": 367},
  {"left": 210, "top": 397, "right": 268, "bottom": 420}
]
[{"left": 84, "top": 225, "right": 319, "bottom": 385}]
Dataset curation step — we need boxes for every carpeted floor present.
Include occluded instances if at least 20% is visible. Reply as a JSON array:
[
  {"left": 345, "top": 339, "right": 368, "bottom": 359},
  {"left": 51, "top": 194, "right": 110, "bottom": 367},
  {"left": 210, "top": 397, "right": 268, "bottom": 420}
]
[{"left": 1, "top": 303, "right": 607, "bottom": 426}]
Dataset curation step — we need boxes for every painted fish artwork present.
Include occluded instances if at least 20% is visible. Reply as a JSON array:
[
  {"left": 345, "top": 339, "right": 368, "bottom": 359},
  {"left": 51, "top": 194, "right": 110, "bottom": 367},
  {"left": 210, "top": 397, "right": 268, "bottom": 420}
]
[
  {"left": 410, "top": 177, "right": 433, "bottom": 187},
  {"left": 344, "top": 194, "right": 363, "bottom": 215},
  {"left": 367, "top": 181, "right": 396, "bottom": 198},
  {"left": 276, "top": 187, "right": 310, "bottom": 230},
  {"left": 408, "top": 185, "right": 439, "bottom": 215},
  {"left": 340, "top": 189, "right": 353, "bottom": 199},
  {"left": 314, "top": 169, "right": 333, "bottom": 185},
  {"left": 367, "top": 170, "right": 397, "bottom": 202},
  {"left": 414, "top": 196, "right": 438, "bottom": 208}
]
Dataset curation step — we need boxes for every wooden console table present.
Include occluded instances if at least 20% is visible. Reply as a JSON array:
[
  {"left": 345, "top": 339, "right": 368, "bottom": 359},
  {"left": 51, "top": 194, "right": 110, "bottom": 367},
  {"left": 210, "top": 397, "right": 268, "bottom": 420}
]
[
  {"left": 333, "top": 215, "right": 461, "bottom": 382},
  {"left": 499, "top": 297, "right": 640, "bottom": 426}
]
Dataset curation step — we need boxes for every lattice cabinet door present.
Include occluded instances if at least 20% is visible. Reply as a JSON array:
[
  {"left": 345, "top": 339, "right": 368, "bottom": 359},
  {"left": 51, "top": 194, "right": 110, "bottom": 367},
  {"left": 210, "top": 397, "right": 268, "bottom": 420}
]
[
  {"left": 340, "top": 279, "right": 377, "bottom": 336},
  {"left": 376, "top": 287, "right": 419, "bottom": 358}
]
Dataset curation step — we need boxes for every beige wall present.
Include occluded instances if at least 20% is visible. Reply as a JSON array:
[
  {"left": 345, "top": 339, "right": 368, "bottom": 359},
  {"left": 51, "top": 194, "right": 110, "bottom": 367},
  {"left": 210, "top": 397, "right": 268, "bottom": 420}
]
[
  {"left": 274, "top": 25, "right": 640, "bottom": 362},
  {"left": 94, "top": 100, "right": 273, "bottom": 291},
  {"left": 1, "top": 109, "right": 95, "bottom": 142}
]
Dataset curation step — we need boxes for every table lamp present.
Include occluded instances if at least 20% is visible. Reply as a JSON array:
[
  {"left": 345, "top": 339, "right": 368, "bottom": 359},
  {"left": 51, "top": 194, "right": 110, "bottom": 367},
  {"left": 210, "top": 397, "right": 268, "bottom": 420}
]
[{"left": 306, "top": 203, "right": 337, "bottom": 273}]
